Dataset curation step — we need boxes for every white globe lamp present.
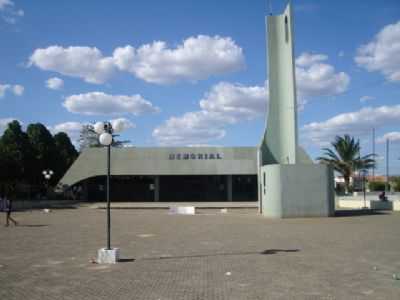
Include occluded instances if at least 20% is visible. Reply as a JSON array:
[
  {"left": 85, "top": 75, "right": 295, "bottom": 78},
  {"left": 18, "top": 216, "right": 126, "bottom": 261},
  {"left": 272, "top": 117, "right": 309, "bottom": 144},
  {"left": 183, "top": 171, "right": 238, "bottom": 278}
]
[{"left": 99, "top": 132, "right": 113, "bottom": 146}]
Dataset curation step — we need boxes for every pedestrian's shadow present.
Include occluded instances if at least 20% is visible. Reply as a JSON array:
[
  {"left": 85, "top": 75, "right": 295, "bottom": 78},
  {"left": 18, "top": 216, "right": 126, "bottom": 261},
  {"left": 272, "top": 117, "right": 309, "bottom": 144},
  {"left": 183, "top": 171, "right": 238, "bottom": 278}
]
[
  {"left": 136, "top": 249, "right": 300, "bottom": 261},
  {"left": 17, "top": 224, "right": 49, "bottom": 227}
]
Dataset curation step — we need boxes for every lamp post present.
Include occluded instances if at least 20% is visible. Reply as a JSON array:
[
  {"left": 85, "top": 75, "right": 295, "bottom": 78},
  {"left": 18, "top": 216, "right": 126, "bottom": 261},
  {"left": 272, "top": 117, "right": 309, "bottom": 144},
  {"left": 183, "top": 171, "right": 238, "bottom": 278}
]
[
  {"left": 42, "top": 169, "right": 54, "bottom": 198},
  {"left": 94, "top": 121, "right": 123, "bottom": 263}
]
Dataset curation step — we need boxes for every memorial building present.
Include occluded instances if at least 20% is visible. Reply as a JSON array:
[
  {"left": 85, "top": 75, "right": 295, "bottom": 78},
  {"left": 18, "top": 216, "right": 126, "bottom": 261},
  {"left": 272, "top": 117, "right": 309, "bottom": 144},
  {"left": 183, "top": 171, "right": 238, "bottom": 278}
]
[{"left": 59, "top": 147, "right": 259, "bottom": 202}]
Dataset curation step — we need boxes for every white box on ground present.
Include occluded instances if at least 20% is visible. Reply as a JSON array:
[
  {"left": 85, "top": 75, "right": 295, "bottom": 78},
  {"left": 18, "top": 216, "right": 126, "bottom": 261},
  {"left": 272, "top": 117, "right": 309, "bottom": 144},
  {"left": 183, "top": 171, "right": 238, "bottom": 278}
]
[
  {"left": 169, "top": 206, "right": 195, "bottom": 215},
  {"left": 97, "top": 248, "right": 120, "bottom": 264},
  {"left": 370, "top": 201, "right": 393, "bottom": 211},
  {"left": 393, "top": 201, "right": 400, "bottom": 211}
]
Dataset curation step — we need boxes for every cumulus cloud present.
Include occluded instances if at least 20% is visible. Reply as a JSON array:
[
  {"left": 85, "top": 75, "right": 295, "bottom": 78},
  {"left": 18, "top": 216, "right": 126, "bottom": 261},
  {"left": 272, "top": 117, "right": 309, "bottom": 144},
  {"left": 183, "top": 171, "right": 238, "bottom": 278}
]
[
  {"left": 377, "top": 132, "right": 400, "bottom": 144},
  {"left": 153, "top": 82, "right": 268, "bottom": 145},
  {"left": 355, "top": 21, "right": 400, "bottom": 82},
  {"left": 295, "top": 52, "right": 350, "bottom": 101},
  {"left": 113, "top": 35, "right": 245, "bottom": 84},
  {"left": 360, "top": 95, "right": 375, "bottom": 102},
  {"left": 153, "top": 52, "right": 349, "bottom": 145},
  {"left": 29, "top": 35, "right": 244, "bottom": 85},
  {"left": 46, "top": 77, "right": 64, "bottom": 90},
  {"left": 0, "top": 83, "right": 24, "bottom": 98},
  {"left": 153, "top": 111, "right": 227, "bottom": 146},
  {"left": 110, "top": 117, "right": 135, "bottom": 131},
  {"left": 63, "top": 91, "right": 160, "bottom": 116},
  {"left": 29, "top": 46, "right": 116, "bottom": 84},
  {"left": 51, "top": 121, "right": 83, "bottom": 141},
  {"left": 302, "top": 105, "right": 400, "bottom": 146},
  {"left": 0, "top": 0, "right": 23, "bottom": 24}
]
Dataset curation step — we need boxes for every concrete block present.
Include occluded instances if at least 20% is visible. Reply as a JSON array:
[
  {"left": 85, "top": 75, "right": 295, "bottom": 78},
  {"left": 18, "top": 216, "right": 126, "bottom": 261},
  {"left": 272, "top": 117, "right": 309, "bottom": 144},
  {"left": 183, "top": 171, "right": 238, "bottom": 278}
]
[
  {"left": 393, "top": 201, "right": 400, "bottom": 211},
  {"left": 169, "top": 206, "right": 195, "bottom": 215},
  {"left": 97, "top": 248, "right": 120, "bottom": 264},
  {"left": 370, "top": 201, "right": 393, "bottom": 211},
  {"left": 261, "top": 164, "right": 334, "bottom": 218},
  {"left": 338, "top": 199, "right": 371, "bottom": 209}
]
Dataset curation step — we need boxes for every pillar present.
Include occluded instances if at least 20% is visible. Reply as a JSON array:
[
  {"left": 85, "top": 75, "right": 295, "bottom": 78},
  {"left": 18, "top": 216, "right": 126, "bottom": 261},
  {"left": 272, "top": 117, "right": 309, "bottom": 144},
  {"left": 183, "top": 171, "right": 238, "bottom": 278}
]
[
  {"left": 227, "top": 175, "right": 233, "bottom": 202},
  {"left": 154, "top": 175, "right": 160, "bottom": 202}
]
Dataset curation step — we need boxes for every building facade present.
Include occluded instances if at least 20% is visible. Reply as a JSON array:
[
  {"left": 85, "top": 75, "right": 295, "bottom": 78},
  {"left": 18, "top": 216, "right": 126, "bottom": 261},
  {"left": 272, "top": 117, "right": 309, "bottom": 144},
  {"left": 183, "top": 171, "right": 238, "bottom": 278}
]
[{"left": 59, "top": 147, "right": 258, "bottom": 202}]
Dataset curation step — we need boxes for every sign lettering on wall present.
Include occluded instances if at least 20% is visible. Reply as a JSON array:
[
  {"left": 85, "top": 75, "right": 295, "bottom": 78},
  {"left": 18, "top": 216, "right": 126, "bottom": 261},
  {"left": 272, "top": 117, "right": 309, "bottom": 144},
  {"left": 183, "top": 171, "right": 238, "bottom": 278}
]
[{"left": 169, "top": 153, "right": 223, "bottom": 160}]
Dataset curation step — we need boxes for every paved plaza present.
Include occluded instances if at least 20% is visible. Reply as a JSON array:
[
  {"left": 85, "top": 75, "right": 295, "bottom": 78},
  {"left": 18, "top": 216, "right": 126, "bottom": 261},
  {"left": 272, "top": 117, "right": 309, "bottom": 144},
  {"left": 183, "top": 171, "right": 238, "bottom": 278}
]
[{"left": 1, "top": 206, "right": 400, "bottom": 299}]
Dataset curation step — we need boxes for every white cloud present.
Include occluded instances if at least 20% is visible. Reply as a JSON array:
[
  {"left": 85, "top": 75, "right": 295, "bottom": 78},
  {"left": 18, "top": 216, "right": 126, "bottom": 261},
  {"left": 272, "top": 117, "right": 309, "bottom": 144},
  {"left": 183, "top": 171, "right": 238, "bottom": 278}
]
[
  {"left": 377, "top": 132, "right": 400, "bottom": 144},
  {"left": 302, "top": 105, "right": 400, "bottom": 146},
  {"left": 153, "top": 52, "right": 349, "bottom": 145},
  {"left": 295, "top": 52, "right": 327, "bottom": 67},
  {"left": 0, "top": 0, "right": 13, "bottom": 10},
  {"left": 46, "top": 77, "right": 64, "bottom": 90},
  {"left": 199, "top": 82, "right": 268, "bottom": 121},
  {"left": 113, "top": 35, "right": 245, "bottom": 84},
  {"left": 295, "top": 52, "right": 350, "bottom": 100},
  {"left": 63, "top": 91, "right": 160, "bottom": 116},
  {"left": 153, "top": 82, "right": 267, "bottom": 146},
  {"left": 110, "top": 117, "right": 135, "bottom": 131},
  {"left": 152, "top": 111, "right": 227, "bottom": 146},
  {"left": 360, "top": 95, "right": 375, "bottom": 102},
  {"left": 30, "top": 35, "right": 244, "bottom": 85},
  {"left": 29, "top": 46, "right": 116, "bottom": 84},
  {"left": 355, "top": 21, "right": 400, "bottom": 82},
  {"left": 0, "top": 0, "right": 23, "bottom": 24},
  {"left": 12, "top": 84, "right": 24, "bottom": 95},
  {"left": 52, "top": 121, "right": 83, "bottom": 141},
  {"left": 0, "top": 83, "right": 24, "bottom": 97}
]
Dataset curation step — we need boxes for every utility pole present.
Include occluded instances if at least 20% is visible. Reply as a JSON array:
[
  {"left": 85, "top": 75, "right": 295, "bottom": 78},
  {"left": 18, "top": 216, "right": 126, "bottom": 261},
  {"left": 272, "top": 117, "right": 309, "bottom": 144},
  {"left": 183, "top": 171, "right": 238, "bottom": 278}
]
[
  {"left": 372, "top": 128, "right": 375, "bottom": 180},
  {"left": 386, "top": 138, "right": 389, "bottom": 193}
]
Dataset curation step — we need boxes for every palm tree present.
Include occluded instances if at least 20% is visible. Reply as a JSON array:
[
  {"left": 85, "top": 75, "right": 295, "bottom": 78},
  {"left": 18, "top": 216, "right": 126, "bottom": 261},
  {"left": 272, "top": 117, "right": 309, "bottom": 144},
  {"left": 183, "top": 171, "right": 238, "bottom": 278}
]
[{"left": 317, "top": 135, "right": 375, "bottom": 193}]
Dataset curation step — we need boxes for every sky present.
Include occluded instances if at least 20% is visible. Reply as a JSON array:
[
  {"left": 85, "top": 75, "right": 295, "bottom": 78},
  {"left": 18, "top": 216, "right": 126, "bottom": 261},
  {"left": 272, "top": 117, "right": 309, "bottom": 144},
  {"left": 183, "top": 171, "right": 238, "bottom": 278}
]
[{"left": 0, "top": 0, "right": 400, "bottom": 175}]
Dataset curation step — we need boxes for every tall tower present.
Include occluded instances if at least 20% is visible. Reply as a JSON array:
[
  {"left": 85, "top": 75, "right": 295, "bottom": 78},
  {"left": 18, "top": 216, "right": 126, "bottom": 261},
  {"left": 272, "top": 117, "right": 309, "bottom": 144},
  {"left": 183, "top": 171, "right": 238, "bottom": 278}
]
[
  {"left": 261, "top": 3, "right": 298, "bottom": 165},
  {"left": 259, "top": 2, "right": 334, "bottom": 218}
]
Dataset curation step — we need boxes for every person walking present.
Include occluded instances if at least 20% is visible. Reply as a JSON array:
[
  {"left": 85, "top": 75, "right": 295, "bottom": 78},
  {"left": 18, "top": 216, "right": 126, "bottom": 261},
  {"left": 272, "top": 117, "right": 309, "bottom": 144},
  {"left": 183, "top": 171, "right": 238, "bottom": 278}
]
[{"left": 4, "top": 194, "right": 18, "bottom": 227}]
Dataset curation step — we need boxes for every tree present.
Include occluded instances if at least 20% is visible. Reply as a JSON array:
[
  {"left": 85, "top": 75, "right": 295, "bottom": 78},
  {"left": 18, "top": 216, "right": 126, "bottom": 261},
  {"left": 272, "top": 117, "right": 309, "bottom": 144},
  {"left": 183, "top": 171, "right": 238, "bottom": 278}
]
[
  {"left": 78, "top": 124, "right": 131, "bottom": 151},
  {"left": 317, "top": 135, "right": 375, "bottom": 193},
  {"left": 0, "top": 120, "right": 35, "bottom": 186},
  {"left": 53, "top": 132, "right": 78, "bottom": 182},
  {"left": 27, "top": 123, "right": 58, "bottom": 185},
  {"left": 78, "top": 124, "right": 100, "bottom": 151}
]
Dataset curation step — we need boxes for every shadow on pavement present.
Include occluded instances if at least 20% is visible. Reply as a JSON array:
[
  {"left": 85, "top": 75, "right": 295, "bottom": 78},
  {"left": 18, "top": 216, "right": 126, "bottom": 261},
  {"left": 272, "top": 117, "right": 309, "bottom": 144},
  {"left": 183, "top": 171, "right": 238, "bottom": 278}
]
[
  {"left": 17, "top": 224, "right": 49, "bottom": 227},
  {"left": 139, "top": 249, "right": 300, "bottom": 261},
  {"left": 334, "top": 209, "right": 389, "bottom": 217}
]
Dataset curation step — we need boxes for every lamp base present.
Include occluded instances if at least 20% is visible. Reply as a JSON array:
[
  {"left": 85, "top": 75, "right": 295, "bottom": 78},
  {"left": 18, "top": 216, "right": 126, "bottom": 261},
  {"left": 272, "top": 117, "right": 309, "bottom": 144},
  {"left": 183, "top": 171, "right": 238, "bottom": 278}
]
[{"left": 97, "top": 248, "right": 120, "bottom": 264}]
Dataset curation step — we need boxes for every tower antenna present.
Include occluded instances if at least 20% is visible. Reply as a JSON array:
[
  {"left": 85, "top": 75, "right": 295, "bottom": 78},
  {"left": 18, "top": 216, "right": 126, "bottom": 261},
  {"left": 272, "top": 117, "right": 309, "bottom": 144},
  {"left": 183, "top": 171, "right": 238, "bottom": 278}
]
[{"left": 268, "top": 0, "right": 272, "bottom": 15}]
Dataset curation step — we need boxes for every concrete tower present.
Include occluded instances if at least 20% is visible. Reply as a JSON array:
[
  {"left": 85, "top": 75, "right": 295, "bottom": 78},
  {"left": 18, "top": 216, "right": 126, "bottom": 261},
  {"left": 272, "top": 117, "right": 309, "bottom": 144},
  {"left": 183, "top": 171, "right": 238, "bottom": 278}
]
[{"left": 259, "top": 3, "right": 334, "bottom": 218}]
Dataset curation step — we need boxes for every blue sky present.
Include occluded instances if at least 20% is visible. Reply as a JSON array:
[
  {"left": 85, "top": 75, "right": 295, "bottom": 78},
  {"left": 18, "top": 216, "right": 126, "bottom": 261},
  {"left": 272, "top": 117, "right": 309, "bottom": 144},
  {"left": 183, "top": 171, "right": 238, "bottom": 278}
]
[{"left": 0, "top": 0, "right": 400, "bottom": 175}]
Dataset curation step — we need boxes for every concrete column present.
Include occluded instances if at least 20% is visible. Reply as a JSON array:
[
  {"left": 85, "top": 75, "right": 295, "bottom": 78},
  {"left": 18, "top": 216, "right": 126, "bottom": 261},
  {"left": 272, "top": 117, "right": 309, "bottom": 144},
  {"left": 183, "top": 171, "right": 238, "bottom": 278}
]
[
  {"left": 154, "top": 176, "right": 160, "bottom": 202},
  {"left": 227, "top": 175, "right": 233, "bottom": 202}
]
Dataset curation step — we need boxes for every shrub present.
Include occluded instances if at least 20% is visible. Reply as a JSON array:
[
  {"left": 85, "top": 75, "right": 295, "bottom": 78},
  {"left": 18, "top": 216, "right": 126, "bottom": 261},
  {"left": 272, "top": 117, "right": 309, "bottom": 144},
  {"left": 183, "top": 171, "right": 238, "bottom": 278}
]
[
  {"left": 392, "top": 177, "right": 400, "bottom": 192},
  {"left": 368, "top": 181, "right": 389, "bottom": 191}
]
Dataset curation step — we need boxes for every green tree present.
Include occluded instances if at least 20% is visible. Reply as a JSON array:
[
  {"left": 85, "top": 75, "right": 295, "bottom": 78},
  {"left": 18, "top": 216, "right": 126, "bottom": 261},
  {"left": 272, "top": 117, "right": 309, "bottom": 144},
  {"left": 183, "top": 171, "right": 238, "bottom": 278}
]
[
  {"left": 0, "top": 120, "right": 34, "bottom": 186},
  {"left": 317, "top": 135, "right": 375, "bottom": 193},
  {"left": 27, "top": 123, "right": 58, "bottom": 185},
  {"left": 53, "top": 132, "right": 78, "bottom": 182}
]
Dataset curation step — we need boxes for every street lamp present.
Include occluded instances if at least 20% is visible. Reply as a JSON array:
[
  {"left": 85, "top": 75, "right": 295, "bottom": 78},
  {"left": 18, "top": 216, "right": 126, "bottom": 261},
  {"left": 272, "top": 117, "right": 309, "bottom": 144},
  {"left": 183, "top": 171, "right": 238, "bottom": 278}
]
[
  {"left": 94, "top": 121, "right": 122, "bottom": 264},
  {"left": 42, "top": 169, "right": 54, "bottom": 198}
]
